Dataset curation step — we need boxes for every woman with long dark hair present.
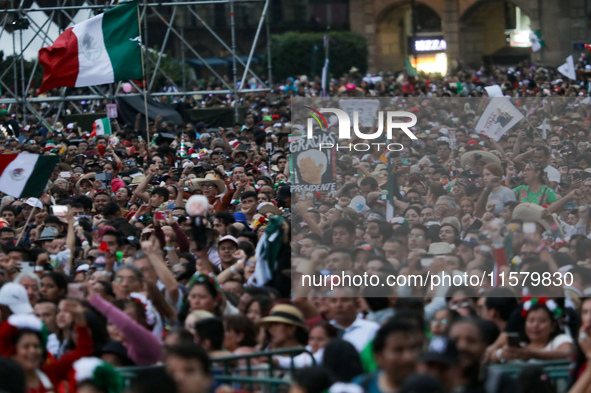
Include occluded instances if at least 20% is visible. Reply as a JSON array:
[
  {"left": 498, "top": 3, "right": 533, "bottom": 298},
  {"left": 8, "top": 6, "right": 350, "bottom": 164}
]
[
  {"left": 259, "top": 304, "right": 308, "bottom": 350},
  {"left": 0, "top": 301, "right": 93, "bottom": 393},
  {"left": 497, "top": 302, "right": 572, "bottom": 362},
  {"left": 513, "top": 162, "right": 557, "bottom": 206},
  {"left": 223, "top": 314, "right": 258, "bottom": 353},
  {"left": 40, "top": 272, "right": 68, "bottom": 303},
  {"left": 183, "top": 272, "right": 239, "bottom": 322}
]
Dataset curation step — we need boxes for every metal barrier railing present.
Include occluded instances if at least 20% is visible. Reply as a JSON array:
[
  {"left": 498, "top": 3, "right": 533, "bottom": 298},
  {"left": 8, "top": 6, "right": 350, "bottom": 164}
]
[
  {"left": 488, "top": 360, "right": 571, "bottom": 393},
  {"left": 211, "top": 347, "right": 317, "bottom": 393},
  {"left": 116, "top": 353, "right": 572, "bottom": 393},
  {"left": 116, "top": 348, "right": 315, "bottom": 392},
  {"left": 117, "top": 365, "right": 167, "bottom": 389}
]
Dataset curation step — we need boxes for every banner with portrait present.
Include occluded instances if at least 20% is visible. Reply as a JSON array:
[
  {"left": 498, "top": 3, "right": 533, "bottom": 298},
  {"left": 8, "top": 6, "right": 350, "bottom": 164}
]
[{"left": 289, "top": 133, "right": 337, "bottom": 193}]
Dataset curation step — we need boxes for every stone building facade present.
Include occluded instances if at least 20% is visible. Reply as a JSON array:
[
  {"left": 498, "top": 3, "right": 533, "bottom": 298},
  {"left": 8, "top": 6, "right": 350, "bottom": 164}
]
[{"left": 349, "top": 0, "right": 589, "bottom": 73}]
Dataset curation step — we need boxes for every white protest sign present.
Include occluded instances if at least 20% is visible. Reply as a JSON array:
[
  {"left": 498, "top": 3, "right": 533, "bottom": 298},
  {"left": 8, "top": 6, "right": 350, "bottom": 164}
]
[
  {"left": 339, "top": 99, "right": 380, "bottom": 127},
  {"left": 362, "top": 76, "right": 383, "bottom": 84},
  {"left": 484, "top": 85, "right": 504, "bottom": 98},
  {"left": 476, "top": 98, "right": 524, "bottom": 141},
  {"left": 106, "top": 104, "right": 118, "bottom": 118}
]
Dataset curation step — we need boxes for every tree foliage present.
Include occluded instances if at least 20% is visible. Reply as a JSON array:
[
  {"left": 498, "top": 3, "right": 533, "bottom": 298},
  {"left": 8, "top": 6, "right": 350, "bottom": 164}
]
[{"left": 270, "top": 31, "right": 367, "bottom": 81}]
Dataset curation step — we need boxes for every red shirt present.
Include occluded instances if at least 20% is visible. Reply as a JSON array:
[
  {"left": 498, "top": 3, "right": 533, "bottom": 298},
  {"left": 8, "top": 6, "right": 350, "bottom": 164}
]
[{"left": 27, "top": 326, "right": 93, "bottom": 393}]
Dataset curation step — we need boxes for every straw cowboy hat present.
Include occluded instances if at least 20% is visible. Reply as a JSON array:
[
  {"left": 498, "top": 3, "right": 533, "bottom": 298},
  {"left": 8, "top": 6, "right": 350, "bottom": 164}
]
[
  {"left": 129, "top": 174, "right": 146, "bottom": 187},
  {"left": 512, "top": 203, "right": 561, "bottom": 232},
  {"left": 232, "top": 150, "right": 251, "bottom": 160},
  {"left": 75, "top": 172, "right": 95, "bottom": 189},
  {"left": 258, "top": 203, "right": 281, "bottom": 217},
  {"left": 460, "top": 150, "right": 502, "bottom": 168},
  {"left": 428, "top": 242, "right": 453, "bottom": 256},
  {"left": 258, "top": 304, "right": 308, "bottom": 329},
  {"left": 194, "top": 174, "right": 226, "bottom": 194}
]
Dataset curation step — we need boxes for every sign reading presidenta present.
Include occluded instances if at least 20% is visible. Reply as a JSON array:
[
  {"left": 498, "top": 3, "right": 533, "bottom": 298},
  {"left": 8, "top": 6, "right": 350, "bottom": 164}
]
[{"left": 290, "top": 133, "right": 336, "bottom": 192}]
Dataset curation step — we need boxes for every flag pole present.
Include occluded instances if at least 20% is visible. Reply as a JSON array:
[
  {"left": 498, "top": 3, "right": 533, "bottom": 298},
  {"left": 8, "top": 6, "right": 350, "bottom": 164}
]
[
  {"left": 15, "top": 206, "right": 37, "bottom": 246},
  {"left": 137, "top": 2, "right": 150, "bottom": 147},
  {"left": 321, "top": 26, "right": 329, "bottom": 99},
  {"left": 523, "top": 116, "right": 543, "bottom": 139}
]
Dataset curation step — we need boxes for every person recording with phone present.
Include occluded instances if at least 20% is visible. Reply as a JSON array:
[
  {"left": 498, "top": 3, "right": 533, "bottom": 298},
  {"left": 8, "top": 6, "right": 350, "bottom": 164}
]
[
  {"left": 104, "top": 161, "right": 126, "bottom": 193},
  {"left": 494, "top": 301, "right": 573, "bottom": 363}
]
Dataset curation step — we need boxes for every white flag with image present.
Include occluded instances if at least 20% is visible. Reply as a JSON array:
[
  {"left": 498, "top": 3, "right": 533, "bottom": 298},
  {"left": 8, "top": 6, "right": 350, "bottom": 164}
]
[{"left": 476, "top": 98, "right": 524, "bottom": 141}]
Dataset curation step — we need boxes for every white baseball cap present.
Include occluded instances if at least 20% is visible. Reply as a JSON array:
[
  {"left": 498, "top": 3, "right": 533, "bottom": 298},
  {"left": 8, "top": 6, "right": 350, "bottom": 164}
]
[
  {"left": 219, "top": 235, "right": 239, "bottom": 247},
  {"left": 0, "top": 283, "right": 34, "bottom": 315},
  {"left": 25, "top": 197, "right": 43, "bottom": 209}
]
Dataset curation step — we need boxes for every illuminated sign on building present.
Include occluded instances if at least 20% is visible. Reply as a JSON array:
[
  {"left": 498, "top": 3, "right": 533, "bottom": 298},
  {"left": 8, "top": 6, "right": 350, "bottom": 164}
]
[{"left": 412, "top": 38, "right": 447, "bottom": 52}]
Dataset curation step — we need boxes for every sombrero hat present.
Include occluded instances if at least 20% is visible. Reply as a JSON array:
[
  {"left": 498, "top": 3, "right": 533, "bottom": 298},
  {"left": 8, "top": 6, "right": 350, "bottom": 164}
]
[
  {"left": 75, "top": 172, "right": 95, "bottom": 189},
  {"left": 194, "top": 174, "right": 226, "bottom": 194},
  {"left": 369, "top": 170, "right": 388, "bottom": 186},
  {"left": 512, "top": 203, "right": 561, "bottom": 232},
  {"left": 232, "top": 150, "right": 250, "bottom": 159},
  {"left": 258, "top": 203, "right": 281, "bottom": 216},
  {"left": 258, "top": 304, "right": 307, "bottom": 330},
  {"left": 460, "top": 150, "right": 501, "bottom": 167}
]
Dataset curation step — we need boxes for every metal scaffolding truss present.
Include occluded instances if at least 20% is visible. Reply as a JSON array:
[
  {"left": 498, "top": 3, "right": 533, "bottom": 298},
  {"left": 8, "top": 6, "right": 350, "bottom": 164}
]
[{"left": 0, "top": 0, "right": 272, "bottom": 127}]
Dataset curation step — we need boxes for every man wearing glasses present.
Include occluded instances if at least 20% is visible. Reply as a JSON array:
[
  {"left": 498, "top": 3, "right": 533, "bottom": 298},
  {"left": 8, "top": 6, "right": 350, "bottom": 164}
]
[
  {"left": 195, "top": 173, "right": 234, "bottom": 213},
  {"left": 407, "top": 224, "right": 431, "bottom": 251}
]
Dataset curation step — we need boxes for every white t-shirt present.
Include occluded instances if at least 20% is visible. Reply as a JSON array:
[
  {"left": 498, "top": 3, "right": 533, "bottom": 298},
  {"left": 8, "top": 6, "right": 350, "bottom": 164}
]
[
  {"left": 208, "top": 248, "right": 222, "bottom": 268},
  {"left": 545, "top": 165, "right": 561, "bottom": 184},
  {"left": 332, "top": 317, "right": 380, "bottom": 352},
  {"left": 543, "top": 333, "right": 573, "bottom": 351},
  {"left": 46, "top": 333, "right": 60, "bottom": 356},
  {"left": 274, "top": 346, "right": 324, "bottom": 369}
]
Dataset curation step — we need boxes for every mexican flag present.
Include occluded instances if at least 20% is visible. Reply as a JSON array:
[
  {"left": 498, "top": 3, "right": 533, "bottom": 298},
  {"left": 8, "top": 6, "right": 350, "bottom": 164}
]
[
  {"left": 91, "top": 118, "right": 112, "bottom": 137},
  {"left": 405, "top": 57, "right": 418, "bottom": 78},
  {"left": 0, "top": 154, "right": 59, "bottom": 198},
  {"left": 38, "top": 0, "right": 142, "bottom": 94},
  {"left": 529, "top": 30, "right": 546, "bottom": 52}
]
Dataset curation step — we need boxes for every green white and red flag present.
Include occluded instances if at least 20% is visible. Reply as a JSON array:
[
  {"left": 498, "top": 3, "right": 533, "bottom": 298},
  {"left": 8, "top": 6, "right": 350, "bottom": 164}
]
[
  {"left": 0, "top": 154, "right": 59, "bottom": 198},
  {"left": 90, "top": 118, "right": 112, "bottom": 137},
  {"left": 38, "top": 0, "right": 142, "bottom": 93}
]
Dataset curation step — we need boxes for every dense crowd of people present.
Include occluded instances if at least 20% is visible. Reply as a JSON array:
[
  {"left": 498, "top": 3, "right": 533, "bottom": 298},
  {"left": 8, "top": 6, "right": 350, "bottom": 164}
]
[{"left": 2, "top": 60, "right": 591, "bottom": 393}]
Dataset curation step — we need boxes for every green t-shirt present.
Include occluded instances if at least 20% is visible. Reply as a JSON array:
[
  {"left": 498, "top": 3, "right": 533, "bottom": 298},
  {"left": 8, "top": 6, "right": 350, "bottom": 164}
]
[
  {"left": 360, "top": 339, "right": 377, "bottom": 374},
  {"left": 513, "top": 185, "right": 557, "bottom": 205}
]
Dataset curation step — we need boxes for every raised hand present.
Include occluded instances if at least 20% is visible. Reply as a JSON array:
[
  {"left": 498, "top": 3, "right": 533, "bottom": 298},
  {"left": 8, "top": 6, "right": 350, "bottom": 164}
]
[
  {"left": 337, "top": 196, "right": 351, "bottom": 209},
  {"left": 137, "top": 204, "right": 151, "bottom": 216},
  {"left": 141, "top": 236, "right": 161, "bottom": 255},
  {"left": 60, "top": 299, "right": 87, "bottom": 326}
]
